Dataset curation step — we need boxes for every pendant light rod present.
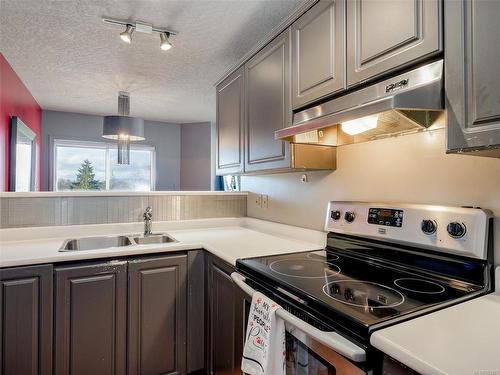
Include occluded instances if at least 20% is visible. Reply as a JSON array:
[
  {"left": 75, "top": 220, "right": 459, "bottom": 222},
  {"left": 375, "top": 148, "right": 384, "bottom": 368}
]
[
  {"left": 117, "top": 91, "right": 130, "bottom": 116},
  {"left": 102, "top": 17, "right": 178, "bottom": 36}
]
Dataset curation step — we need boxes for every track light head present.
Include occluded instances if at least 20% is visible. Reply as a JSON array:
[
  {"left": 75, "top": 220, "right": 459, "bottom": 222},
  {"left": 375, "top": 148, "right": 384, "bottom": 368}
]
[
  {"left": 120, "top": 25, "right": 134, "bottom": 44},
  {"left": 160, "top": 32, "right": 172, "bottom": 51}
]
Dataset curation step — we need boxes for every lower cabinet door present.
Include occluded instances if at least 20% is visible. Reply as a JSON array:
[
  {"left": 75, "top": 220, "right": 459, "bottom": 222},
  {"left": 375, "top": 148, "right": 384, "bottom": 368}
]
[
  {"left": 0, "top": 264, "right": 53, "bottom": 375},
  {"left": 54, "top": 261, "right": 127, "bottom": 375},
  {"left": 208, "top": 256, "right": 250, "bottom": 375},
  {"left": 128, "top": 254, "right": 187, "bottom": 375}
]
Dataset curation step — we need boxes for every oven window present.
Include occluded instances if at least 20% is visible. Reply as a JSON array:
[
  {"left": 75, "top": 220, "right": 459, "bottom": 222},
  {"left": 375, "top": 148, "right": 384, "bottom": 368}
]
[{"left": 286, "top": 333, "right": 336, "bottom": 375}]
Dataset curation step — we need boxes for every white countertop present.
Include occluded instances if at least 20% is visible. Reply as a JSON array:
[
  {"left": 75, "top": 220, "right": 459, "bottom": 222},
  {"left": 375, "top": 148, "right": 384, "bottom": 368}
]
[
  {"left": 0, "top": 217, "right": 325, "bottom": 268},
  {"left": 371, "top": 267, "right": 500, "bottom": 375},
  {"left": 3, "top": 218, "right": 499, "bottom": 375}
]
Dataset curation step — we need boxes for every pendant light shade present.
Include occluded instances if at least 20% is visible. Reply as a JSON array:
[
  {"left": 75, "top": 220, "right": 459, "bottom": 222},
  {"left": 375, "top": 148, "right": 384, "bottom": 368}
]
[
  {"left": 102, "top": 116, "right": 145, "bottom": 141},
  {"left": 103, "top": 92, "right": 145, "bottom": 164}
]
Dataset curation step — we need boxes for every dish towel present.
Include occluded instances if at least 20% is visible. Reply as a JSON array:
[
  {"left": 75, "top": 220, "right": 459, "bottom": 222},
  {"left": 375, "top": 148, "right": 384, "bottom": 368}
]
[{"left": 241, "top": 292, "right": 286, "bottom": 375}]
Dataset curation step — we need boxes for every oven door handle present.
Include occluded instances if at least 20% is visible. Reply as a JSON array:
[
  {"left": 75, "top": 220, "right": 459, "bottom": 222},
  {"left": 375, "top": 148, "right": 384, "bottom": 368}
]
[{"left": 231, "top": 272, "right": 367, "bottom": 362}]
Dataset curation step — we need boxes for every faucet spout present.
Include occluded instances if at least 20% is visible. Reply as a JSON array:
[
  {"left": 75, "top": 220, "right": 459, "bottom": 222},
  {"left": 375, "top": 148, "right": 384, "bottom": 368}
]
[{"left": 143, "top": 206, "right": 153, "bottom": 236}]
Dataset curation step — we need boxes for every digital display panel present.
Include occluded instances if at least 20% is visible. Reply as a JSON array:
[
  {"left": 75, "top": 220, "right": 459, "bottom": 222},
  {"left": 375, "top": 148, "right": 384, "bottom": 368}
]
[
  {"left": 377, "top": 209, "right": 393, "bottom": 218},
  {"left": 368, "top": 208, "right": 404, "bottom": 227}
]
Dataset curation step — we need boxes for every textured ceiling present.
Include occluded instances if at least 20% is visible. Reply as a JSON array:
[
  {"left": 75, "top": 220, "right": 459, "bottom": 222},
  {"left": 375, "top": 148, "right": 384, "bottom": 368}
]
[{"left": 0, "top": 0, "right": 303, "bottom": 123}]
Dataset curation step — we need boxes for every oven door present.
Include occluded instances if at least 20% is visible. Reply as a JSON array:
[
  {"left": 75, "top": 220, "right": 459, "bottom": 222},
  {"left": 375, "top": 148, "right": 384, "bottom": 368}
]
[{"left": 232, "top": 273, "right": 369, "bottom": 375}]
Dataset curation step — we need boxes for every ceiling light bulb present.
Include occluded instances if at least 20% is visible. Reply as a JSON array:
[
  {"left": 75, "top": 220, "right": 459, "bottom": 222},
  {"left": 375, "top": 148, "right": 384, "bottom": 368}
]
[
  {"left": 341, "top": 115, "right": 379, "bottom": 135},
  {"left": 160, "top": 32, "right": 172, "bottom": 50},
  {"left": 120, "top": 25, "right": 134, "bottom": 44}
]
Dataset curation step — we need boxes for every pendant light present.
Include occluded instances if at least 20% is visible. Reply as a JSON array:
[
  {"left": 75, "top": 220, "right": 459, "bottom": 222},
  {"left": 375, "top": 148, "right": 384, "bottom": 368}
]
[{"left": 103, "top": 92, "right": 145, "bottom": 164}]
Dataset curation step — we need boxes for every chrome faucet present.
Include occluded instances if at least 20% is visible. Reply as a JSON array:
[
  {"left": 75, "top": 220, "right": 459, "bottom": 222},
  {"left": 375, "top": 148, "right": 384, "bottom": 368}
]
[{"left": 143, "top": 206, "right": 153, "bottom": 236}]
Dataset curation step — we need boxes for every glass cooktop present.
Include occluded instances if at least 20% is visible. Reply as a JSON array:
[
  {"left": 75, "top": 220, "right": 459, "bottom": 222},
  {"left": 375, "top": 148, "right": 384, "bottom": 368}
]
[{"left": 236, "top": 235, "right": 485, "bottom": 336}]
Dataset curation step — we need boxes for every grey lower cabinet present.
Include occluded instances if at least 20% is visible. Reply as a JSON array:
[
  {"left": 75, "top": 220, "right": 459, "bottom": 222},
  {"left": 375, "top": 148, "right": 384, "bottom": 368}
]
[
  {"left": 54, "top": 254, "right": 188, "bottom": 375},
  {"left": 54, "top": 261, "right": 128, "bottom": 375},
  {"left": 291, "top": 0, "right": 345, "bottom": 109},
  {"left": 0, "top": 264, "right": 53, "bottom": 375},
  {"left": 128, "top": 255, "right": 187, "bottom": 375},
  {"left": 207, "top": 255, "right": 250, "bottom": 375},
  {"left": 244, "top": 29, "right": 292, "bottom": 172},
  {"left": 445, "top": 0, "right": 500, "bottom": 156},
  {"left": 346, "top": 0, "right": 442, "bottom": 87},
  {"left": 216, "top": 67, "right": 245, "bottom": 175}
]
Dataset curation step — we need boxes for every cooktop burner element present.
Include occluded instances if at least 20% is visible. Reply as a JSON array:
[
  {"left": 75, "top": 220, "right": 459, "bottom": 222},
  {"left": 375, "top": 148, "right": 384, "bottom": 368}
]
[
  {"left": 394, "top": 278, "right": 445, "bottom": 294},
  {"left": 269, "top": 258, "right": 340, "bottom": 278},
  {"left": 323, "top": 280, "right": 405, "bottom": 309},
  {"left": 307, "top": 252, "right": 339, "bottom": 261}
]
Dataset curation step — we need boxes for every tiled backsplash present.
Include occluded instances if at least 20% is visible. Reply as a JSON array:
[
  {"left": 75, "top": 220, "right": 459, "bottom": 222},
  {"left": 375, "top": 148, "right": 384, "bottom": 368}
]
[{"left": 0, "top": 193, "right": 247, "bottom": 228}]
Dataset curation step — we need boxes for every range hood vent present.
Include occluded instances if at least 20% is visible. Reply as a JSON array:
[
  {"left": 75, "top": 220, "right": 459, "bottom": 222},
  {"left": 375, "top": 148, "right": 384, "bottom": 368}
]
[{"left": 276, "top": 60, "right": 444, "bottom": 145}]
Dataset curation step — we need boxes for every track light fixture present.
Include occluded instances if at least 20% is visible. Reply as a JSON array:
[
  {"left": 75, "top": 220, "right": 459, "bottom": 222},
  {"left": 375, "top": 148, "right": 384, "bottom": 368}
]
[
  {"left": 160, "top": 32, "right": 172, "bottom": 51},
  {"left": 103, "top": 17, "right": 177, "bottom": 51},
  {"left": 120, "top": 25, "right": 134, "bottom": 43}
]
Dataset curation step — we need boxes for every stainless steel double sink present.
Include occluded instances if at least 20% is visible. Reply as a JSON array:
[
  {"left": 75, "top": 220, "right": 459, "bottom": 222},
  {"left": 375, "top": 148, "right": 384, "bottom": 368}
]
[{"left": 59, "top": 233, "right": 177, "bottom": 251}]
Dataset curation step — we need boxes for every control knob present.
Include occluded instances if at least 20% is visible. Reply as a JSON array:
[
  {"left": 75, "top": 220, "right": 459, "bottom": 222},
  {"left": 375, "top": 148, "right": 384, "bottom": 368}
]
[
  {"left": 421, "top": 219, "right": 437, "bottom": 235},
  {"left": 447, "top": 222, "right": 466, "bottom": 238},
  {"left": 331, "top": 210, "right": 341, "bottom": 221},
  {"left": 344, "top": 211, "right": 356, "bottom": 223}
]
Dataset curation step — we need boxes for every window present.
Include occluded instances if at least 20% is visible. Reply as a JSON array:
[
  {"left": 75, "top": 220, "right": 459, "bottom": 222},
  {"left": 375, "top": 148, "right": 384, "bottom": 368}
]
[{"left": 53, "top": 139, "right": 155, "bottom": 191}]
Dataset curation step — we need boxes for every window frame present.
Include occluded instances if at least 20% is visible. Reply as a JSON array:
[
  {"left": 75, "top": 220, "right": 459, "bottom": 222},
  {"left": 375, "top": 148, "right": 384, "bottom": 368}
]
[{"left": 52, "top": 138, "right": 156, "bottom": 192}]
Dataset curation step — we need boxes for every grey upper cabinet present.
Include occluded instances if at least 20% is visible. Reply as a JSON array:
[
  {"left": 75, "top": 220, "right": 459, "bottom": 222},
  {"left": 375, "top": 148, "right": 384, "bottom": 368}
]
[
  {"left": 346, "top": 0, "right": 442, "bottom": 87},
  {"left": 128, "top": 255, "right": 187, "bottom": 375},
  {"left": 216, "top": 67, "right": 244, "bottom": 175},
  {"left": 445, "top": 0, "right": 500, "bottom": 156},
  {"left": 54, "top": 261, "right": 127, "bottom": 375},
  {"left": 0, "top": 265, "right": 53, "bottom": 375},
  {"left": 292, "top": 0, "right": 346, "bottom": 109},
  {"left": 244, "top": 29, "right": 292, "bottom": 172}
]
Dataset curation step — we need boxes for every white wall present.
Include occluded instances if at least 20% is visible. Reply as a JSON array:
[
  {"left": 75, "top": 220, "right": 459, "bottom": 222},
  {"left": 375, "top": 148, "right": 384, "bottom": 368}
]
[
  {"left": 241, "top": 128, "right": 500, "bottom": 266},
  {"left": 180, "top": 122, "right": 212, "bottom": 190}
]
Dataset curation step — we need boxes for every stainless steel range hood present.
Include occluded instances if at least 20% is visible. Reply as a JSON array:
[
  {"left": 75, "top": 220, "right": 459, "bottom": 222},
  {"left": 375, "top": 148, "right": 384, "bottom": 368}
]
[{"left": 276, "top": 60, "right": 445, "bottom": 145}]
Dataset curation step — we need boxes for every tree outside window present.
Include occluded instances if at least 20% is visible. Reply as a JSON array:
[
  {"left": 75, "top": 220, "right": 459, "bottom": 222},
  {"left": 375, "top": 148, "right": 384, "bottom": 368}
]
[{"left": 54, "top": 139, "right": 154, "bottom": 191}]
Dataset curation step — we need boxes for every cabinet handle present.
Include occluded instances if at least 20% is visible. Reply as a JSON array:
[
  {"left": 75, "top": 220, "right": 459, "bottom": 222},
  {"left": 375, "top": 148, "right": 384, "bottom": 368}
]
[{"left": 231, "top": 272, "right": 366, "bottom": 362}]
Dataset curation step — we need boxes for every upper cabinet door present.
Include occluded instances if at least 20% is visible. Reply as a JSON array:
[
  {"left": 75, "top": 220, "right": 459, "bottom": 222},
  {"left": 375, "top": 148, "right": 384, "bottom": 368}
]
[
  {"left": 446, "top": 0, "right": 500, "bottom": 154},
  {"left": 244, "top": 30, "right": 292, "bottom": 172},
  {"left": 347, "top": 0, "right": 442, "bottom": 87},
  {"left": 216, "top": 67, "right": 244, "bottom": 175},
  {"left": 292, "top": 0, "right": 346, "bottom": 109}
]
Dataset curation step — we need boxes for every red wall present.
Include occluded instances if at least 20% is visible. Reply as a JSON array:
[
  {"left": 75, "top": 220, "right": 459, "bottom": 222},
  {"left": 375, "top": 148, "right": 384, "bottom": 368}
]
[{"left": 0, "top": 53, "right": 42, "bottom": 191}]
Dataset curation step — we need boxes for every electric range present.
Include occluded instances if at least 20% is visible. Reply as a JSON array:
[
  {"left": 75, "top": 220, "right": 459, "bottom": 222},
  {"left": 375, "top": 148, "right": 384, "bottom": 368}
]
[{"left": 234, "top": 202, "right": 494, "bottom": 374}]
